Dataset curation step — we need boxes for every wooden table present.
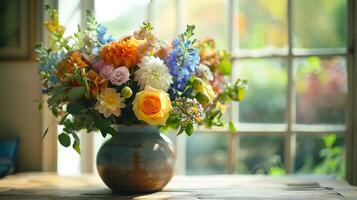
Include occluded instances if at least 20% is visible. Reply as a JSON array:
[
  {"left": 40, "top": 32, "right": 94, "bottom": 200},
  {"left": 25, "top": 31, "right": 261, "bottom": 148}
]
[{"left": 0, "top": 173, "right": 357, "bottom": 199}]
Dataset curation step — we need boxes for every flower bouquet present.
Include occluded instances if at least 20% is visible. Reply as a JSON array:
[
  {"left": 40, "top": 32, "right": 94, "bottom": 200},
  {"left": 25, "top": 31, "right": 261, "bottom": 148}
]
[{"left": 36, "top": 6, "right": 247, "bottom": 192}]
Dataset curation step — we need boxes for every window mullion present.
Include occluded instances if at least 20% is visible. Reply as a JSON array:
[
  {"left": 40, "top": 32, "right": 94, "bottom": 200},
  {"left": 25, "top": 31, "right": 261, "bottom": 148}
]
[
  {"left": 227, "top": 0, "right": 238, "bottom": 174},
  {"left": 346, "top": 0, "right": 357, "bottom": 185},
  {"left": 174, "top": 0, "right": 187, "bottom": 175},
  {"left": 148, "top": 0, "right": 154, "bottom": 21},
  {"left": 284, "top": 0, "right": 296, "bottom": 174}
]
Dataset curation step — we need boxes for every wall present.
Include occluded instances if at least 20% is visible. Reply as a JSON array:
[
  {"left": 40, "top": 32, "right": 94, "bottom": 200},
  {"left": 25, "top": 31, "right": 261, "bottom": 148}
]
[
  {"left": 0, "top": 0, "right": 57, "bottom": 172},
  {"left": 0, "top": 61, "right": 43, "bottom": 171}
]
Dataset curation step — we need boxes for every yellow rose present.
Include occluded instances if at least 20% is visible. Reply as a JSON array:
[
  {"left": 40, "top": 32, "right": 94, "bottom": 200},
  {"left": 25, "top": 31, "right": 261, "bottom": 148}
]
[{"left": 132, "top": 86, "right": 172, "bottom": 125}]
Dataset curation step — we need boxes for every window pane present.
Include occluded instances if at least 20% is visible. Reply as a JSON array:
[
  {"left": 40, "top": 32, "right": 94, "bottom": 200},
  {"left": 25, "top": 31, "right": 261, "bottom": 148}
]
[
  {"left": 186, "top": 0, "right": 227, "bottom": 48},
  {"left": 237, "top": 135, "right": 284, "bottom": 174},
  {"left": 295, "top": 133, "right": 345, "bottom": 179},
  {"left": 186, "top": 133, "right": 228, "bottom": 175},
  {"left": 293, "top": 0, "right": 347, "bottom": 49},
  {"left": 295, "top": 56, "right": 347, "bottom": 124},
  {"left": 235, "top": 0, "right": 287, "bottom": 50},
  {"left": 151, "top": 0, "right": 176, "bottom": 40},
  {"left": 238, "top": 59, "right": 287, "bottom": 123},
  {"left": 95, "top": 0, "right": 149, "bottom": 38}
]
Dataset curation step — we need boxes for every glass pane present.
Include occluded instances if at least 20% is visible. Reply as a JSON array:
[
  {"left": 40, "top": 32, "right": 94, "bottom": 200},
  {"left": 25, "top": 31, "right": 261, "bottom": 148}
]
[
  {"left": 151, "top": 0, "right": 176, "bottom": 40},
  {"left": 238, "top": 59, "right": 287, "bottom": 123},
  {"left": 293, "top": 0, "right": 347, "bottom": 48},
  {"left": 295, "top": 133, "right": 345, "bottom": 179},
  {"left": 95, "top": 0, "right": 149, "bottom": 39},
  {"left": 59, "top": 0, "right": 81, "bottom": 37},
  {"left": 186, "top": 0, "right": 227, "bottom": 48},
  {"left": 295, "top": 56, "right": 347, "bottom": 124},
  {"left": 57, "top": 126, "right": 81, "bottom": 175},
  {"left": 186, "top": 133, "right": 228, "bottom": 175},
  {"left": 235, "top": 0, "right": 287, "bottom": 50},
  {"left": 237, "top": 135, "right": 284, "bottom": 174}
]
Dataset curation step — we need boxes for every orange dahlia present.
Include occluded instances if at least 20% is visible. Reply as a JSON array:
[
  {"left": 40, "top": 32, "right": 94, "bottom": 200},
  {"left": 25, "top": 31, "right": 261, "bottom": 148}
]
[
  {"left": 57, "top": 51, "right": 89, "bottom": 79},
  {"left": 100, "top": 38, "right": 139, "bottom": 69},
  {"left": 86, "top": 70, "right": 108, "bottom": 97}
]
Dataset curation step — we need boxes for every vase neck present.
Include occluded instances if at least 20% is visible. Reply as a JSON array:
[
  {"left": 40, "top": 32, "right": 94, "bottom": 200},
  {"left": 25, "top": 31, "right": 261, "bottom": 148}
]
[{"left": 115, "top": 125, "right": 159, "bottom": 134}]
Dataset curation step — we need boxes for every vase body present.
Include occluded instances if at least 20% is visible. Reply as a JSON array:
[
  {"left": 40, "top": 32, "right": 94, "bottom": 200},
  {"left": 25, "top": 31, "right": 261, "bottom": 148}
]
[{"left": 96, "top": 125, "right": 175, "bottom": 193}]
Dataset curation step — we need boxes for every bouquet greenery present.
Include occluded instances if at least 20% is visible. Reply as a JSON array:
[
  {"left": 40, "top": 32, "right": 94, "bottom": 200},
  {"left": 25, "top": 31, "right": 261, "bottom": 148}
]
[{"left": 36, "top": 6, "right": 247, "bottom": 152}]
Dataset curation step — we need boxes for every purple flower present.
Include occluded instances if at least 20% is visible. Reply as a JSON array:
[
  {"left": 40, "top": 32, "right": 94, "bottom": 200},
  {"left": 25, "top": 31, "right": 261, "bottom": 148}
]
[
  {"left": 93, "top": 60, "right": 105, "bottom": 71},
  {"left": 99, "top": 64, "right": 114, "bottom": 79},
  {"left": 109, "top": 66, "right": 130, "bottom": 86}
]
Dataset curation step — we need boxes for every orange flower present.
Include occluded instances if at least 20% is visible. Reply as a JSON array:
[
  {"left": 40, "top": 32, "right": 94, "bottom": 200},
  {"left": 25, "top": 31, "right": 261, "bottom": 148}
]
[
  {"left": 195, "top": 39, "right": 220, "bottom": 68},
  {"left": 57, "top": 51, "right": 89, "bottom": 79},
  {"left": 100, "top": 38, "right": 139, "bottom": 69},
  {"left": 86, "top": 70, "right": 108, "bottom": 97}
]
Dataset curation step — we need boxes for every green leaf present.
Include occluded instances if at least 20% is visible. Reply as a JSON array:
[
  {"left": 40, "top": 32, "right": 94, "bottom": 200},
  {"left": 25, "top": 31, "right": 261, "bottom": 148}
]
[
  {"left": 185, "top": 124, "right": 193, "bottom": 136},
  {"left": 177, "top": 126, "right": 185, "bottom": 135},
  {"left": 59, "top": 113, "right": 69, "bottom": 125},
  {"left": 220, "top": 59, "right": 232, "bottom": 75},
  {"left": 229, "top": 122, "right": 237, "bottom": 133},
  {"left": 68, "top": 86, "right": 86, "bottom": 100},
  {"left": 47, "top": 87, "right": 66, "bottom": 106},
  {"left": 268, "top": 166, "right": 285, "bottom": 176},
  {"left": 237, "top": 87, "right": 246, "bottom": 101},
  {"left": 95, "top": 118, "right": 111, "bottom": 129},
  {"left": 47, "top": 94, "right": 62, "bottom": 107},
  {"left": 324, "top": 134, "right": 336, "bottom": 148},
  {"left": 58, "top": 133, "right": 71, "bottom": 147},
  {"left": 66, "top": 102, "right": 86, "bottom": 115},
  {"left": 38, "top": 102, "right": 43, "bottom": 111},
  {"left": 94, "top": 117, "right": 114, "bottom": 137},
  {"left": 73, "top": 141, "right": 81, "bottom": 154},
  {"left": 42, "top": 127, "right": 49, "bottom": 140}
]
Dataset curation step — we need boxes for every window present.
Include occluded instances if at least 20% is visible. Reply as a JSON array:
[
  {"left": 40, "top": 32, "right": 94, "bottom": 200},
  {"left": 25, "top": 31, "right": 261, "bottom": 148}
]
[{"left": 57, "top": 0, "right": 349, "bottom": 176}]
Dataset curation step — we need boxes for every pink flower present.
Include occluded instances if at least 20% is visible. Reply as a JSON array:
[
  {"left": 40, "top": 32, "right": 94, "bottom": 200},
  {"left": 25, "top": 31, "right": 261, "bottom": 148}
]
[
  {"left": 99, "top": 64, "right": 114, "bottom": 79},
  {"left": 210, "top": 72, "right": 225, "bottom": 94},
  {"left": 109, "top": 66, "right": 130, "bottom": 86}
]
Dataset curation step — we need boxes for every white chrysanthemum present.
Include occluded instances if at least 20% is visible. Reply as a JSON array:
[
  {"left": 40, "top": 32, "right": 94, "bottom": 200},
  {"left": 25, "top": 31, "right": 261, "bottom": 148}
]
[{"left": 134, "top": 56, "right": 173, "bottom": 92}]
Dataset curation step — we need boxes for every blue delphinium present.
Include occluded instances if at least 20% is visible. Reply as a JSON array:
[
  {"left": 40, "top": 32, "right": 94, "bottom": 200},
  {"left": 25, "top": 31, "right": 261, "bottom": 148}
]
[
  {"left": 96, "top": 25, "right": 114, "bottom": 45},
  {"left": 35, "top": 44, "right": 66, "bottom": 93},
  {"left": 167, "top": 25, "right": 200, "bottom": 91}
]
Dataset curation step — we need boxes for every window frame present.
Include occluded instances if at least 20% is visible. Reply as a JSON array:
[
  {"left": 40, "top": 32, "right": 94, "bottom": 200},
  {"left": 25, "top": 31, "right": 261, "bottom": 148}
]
[
  {"left": 175, "top": 0, "right": 348, "bottom": 174},
  {"left": 346, "top": 0, "right": 357, "bottom": 185},
  {"left": 51, "top": 0, "right": 355, "bottom": 178}
]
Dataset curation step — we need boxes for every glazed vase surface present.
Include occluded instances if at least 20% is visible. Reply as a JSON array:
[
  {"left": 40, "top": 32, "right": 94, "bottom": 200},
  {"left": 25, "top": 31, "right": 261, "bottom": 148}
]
[{"left": 96, "top": 125, "right": 176, "bottom": 193}]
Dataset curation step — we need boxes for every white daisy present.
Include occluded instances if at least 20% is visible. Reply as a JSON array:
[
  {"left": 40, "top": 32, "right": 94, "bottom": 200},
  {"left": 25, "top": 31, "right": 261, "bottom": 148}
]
[{"left": 134, "top": 56, "right": 173, "bottom": 92}]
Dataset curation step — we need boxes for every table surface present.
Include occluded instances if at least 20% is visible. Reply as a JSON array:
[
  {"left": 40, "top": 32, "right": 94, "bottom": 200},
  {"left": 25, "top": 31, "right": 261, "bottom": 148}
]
[{"left": 0, "top": 173, "right": 357, "bottom": 199}]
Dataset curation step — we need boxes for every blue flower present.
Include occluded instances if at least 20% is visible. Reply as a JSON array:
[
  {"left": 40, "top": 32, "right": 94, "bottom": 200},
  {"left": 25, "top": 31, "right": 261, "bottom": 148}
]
[
  {"left": 38, "top": 49, "right": 65, "bottom": 73},
  {"left": 97, "top": 25, "right": 115, "bottom": 45},
  {"left": 49, "top": 76, "right": 57, "bottom": 84},
  {"left": 167, "top": 26, "right": 200, "bottom": 91}
]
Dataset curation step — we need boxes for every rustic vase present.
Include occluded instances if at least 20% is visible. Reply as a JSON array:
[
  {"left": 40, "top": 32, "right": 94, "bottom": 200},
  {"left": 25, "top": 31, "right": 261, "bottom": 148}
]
[{"left": 96, "top": 125, "right": 176, "bottom": 193}]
